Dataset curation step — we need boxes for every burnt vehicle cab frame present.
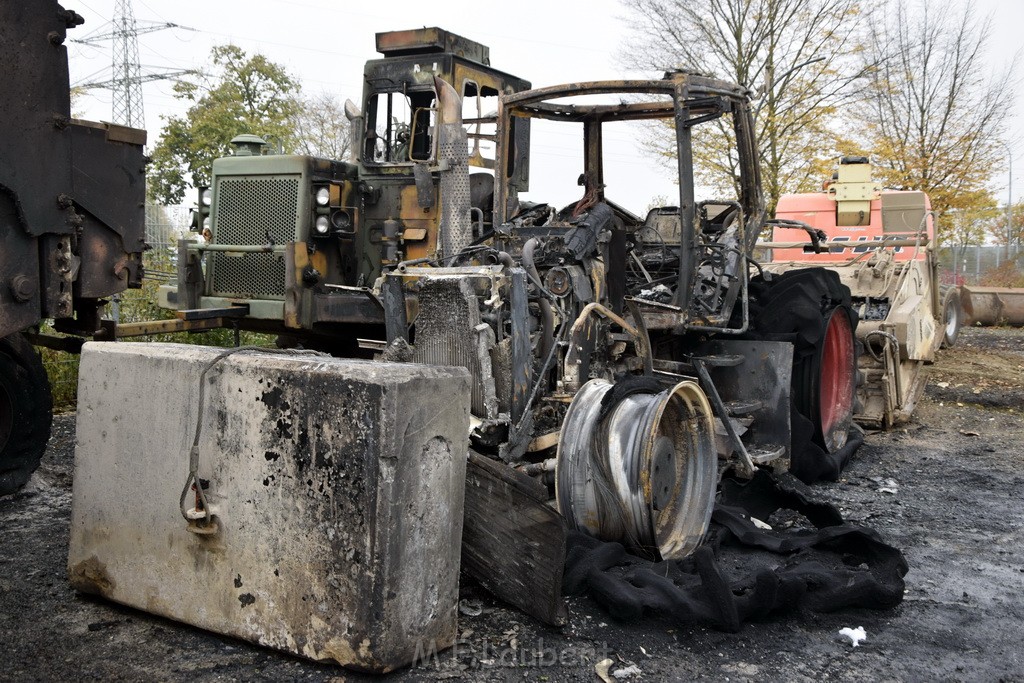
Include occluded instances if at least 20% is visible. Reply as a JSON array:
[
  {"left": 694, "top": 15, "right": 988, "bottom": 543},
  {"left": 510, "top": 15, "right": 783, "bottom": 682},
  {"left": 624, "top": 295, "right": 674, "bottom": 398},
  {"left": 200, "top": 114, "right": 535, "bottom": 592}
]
[{"left": 159, "top": 28, "right": 530, "bottom": 348}]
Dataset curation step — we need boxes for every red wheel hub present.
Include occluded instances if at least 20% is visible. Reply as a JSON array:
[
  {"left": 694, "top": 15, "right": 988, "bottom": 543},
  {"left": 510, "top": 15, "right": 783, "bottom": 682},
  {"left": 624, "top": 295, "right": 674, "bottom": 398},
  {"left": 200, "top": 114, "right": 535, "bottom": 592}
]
[{"left": 819, "top": 307, "right": 855, "bottom": 451}]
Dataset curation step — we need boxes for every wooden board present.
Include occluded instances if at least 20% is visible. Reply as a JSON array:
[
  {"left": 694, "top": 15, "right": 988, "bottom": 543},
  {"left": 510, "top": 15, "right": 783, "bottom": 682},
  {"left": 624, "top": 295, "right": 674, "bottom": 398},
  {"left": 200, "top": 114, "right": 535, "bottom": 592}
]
[{"left": 461, "top": 451, "right": 568, "bottom": 626}]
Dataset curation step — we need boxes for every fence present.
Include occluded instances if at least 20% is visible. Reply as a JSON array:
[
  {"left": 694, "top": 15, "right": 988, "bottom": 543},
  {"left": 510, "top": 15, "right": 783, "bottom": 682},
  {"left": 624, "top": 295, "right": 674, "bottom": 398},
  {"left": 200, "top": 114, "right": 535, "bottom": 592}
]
[{"left": 937, "top": 244, "right": 1024, "bottom": 287}]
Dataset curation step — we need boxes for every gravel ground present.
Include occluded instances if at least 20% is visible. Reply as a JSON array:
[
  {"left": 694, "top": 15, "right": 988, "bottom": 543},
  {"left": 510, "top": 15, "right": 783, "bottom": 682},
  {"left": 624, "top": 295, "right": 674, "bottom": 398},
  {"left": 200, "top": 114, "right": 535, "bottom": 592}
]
[{"left": 1, "top": 326, "right": 1022, "bottom": 682}]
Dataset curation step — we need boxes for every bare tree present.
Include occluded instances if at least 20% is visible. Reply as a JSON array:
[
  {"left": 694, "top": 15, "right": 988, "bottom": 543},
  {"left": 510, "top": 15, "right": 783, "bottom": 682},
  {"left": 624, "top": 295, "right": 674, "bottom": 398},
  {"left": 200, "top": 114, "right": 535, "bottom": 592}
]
[
  {"left": 291, "top": 91, "right": 353, "bottom": 161},
  {"left": 859, "top": 1, "right": 1015, "bottom": 240},
  {"left": 619, "top": 0, "right": 872, "bottom": 213}
]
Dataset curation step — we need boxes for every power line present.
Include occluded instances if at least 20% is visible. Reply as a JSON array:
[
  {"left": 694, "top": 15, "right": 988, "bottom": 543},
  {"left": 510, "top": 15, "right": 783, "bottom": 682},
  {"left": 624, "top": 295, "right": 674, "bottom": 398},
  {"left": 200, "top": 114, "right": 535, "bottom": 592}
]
[{"left": 71, "top": 0, "right": 195, "bottom": 128}]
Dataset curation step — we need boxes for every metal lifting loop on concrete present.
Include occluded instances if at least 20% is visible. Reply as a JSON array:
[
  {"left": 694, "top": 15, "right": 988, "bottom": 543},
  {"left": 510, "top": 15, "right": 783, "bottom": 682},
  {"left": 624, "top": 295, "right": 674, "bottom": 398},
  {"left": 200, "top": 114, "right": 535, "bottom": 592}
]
[{"left": 555, "top": 378, "right": 718, "bottom": 561}]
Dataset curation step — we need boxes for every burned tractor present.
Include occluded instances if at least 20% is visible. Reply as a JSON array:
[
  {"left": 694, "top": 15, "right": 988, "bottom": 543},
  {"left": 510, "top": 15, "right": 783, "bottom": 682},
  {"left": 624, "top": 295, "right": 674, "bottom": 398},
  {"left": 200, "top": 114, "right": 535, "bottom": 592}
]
[
  {"left": 159, "top": 28, "right": 530, "bottom": 352},
  {"left": 382, "top": 75, "right": 860, "bottom": 573},
  {"left": 160, "top": 53, "right": 861, "bottom": 553},
  {"left": 0, "top": 2, "right": 147, "bottom": 495},
  {"left": 158, "top": 60, "right": 861, "bottom": 586}
]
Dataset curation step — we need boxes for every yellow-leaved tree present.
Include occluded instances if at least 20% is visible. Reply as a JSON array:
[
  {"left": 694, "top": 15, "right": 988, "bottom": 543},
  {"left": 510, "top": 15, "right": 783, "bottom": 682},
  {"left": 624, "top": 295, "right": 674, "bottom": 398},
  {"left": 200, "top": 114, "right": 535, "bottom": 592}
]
[
  {"left": 857, "top": 1, "right": 1014, "bottom": 247},
  {"left": 619, "top": 0, "right": 873, "bottom": 215}
]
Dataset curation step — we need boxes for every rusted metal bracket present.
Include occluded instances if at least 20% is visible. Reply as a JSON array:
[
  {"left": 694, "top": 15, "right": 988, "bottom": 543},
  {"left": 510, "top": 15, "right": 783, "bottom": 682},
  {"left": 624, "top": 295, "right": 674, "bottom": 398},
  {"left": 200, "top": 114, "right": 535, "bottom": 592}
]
[
  {"left": 691, "top": 356, "right": 757, "bottom": 478},
  {"left": 175, "top": 305, "right": 250, "bottom": 321}
]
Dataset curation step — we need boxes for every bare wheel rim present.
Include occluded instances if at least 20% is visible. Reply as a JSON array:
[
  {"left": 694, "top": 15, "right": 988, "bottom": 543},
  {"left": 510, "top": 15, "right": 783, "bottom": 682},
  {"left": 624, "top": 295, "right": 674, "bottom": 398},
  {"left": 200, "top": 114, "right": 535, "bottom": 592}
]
[
  {"left": 556, "top": 378, "right": 717, "bottom": 560},
  {"left": 945, "top": 296, "right": 960, "bottom": 338}
]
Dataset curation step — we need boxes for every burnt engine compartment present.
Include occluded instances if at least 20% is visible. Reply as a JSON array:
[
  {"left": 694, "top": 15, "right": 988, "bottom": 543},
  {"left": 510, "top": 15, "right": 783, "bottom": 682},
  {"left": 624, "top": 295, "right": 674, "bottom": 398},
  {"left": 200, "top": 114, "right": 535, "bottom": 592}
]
[{"left": 380, "top": 194, "right": 760, "bottom": 506}]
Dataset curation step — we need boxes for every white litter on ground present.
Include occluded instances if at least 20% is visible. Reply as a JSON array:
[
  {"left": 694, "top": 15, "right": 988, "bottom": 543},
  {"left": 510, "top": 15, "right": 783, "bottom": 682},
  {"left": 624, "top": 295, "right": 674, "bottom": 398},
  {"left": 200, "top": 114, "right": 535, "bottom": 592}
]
[
  {"left": 839, "top": 626, "right": 867, "bottom": 647},
  {"left": 613, "top": 664, "right": 643, "bottom": 679}
]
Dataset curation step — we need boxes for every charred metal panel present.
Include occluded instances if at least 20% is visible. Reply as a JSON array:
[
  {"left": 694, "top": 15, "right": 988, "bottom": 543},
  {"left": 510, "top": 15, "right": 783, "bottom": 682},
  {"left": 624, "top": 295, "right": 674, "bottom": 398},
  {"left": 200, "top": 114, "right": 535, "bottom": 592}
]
[
  {"left": 0, "top": 192, "right": 42, "bottom": 337},
  {"left": 0, "top": 0, "right": 78, "bottom": 238},
  {"left": 377, "top": 28, "right": 491, "bottom": 65},
  {"left": 692, "top": 339, "right": 793, "bottom": 461},
  {"left": 69, "top": 343, "right": 471, "bottom": 672},
  {"left": 310, "top": 290, "right": 384, "bottom": 326},
  {"left": 68, "top": 121, "right": 147, "bottom": 275},
  {"left": 75, "top": 211, "right": 141, "bottom": 298},
  {"left": 509, "top": 269, "right": 531, "bottom": 424},
  {"left": 381, "top": 276, "right": 408, "bottom": 342}
]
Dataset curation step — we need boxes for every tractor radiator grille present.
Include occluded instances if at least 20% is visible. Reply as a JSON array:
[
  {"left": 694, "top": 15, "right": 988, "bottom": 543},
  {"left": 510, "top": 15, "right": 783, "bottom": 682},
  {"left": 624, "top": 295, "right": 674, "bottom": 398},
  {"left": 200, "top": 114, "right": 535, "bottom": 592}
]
[
  {"left": 413, "top": 278, "right": 486, "bottom": 416},
  {"left": 209, "top": 176, "right": 299, "bottom": 299}
]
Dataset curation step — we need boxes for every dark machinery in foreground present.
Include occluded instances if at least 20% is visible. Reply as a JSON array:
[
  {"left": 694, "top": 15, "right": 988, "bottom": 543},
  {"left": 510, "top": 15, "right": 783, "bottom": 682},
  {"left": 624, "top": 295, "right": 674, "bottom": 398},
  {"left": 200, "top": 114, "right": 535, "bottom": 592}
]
[{"left": 0, "top": 2, "right": 147, "bottom": 495}]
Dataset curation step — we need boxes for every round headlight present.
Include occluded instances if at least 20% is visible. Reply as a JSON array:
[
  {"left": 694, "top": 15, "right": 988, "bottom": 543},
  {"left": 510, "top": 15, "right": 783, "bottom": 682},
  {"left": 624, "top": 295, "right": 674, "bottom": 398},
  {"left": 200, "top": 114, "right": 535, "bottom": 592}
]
[
  {"left": 315, "top": 187, "right": 330, "bottom": 207},
  {"left": 330, "top": 210, "right": 351, "bottom": 231},
  {"left": 314, "top": 216, "right": 331, "bottom": 235},
  {"left": 201, "top": 188, "right": 212, "bottom": 207}
]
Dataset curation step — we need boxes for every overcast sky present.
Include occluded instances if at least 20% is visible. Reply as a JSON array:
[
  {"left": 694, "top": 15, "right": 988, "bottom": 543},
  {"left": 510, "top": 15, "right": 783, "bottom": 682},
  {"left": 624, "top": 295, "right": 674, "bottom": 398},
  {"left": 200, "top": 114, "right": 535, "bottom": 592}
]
[{"left": 65, "top": 0, "right": 1023, "bottom": 212}]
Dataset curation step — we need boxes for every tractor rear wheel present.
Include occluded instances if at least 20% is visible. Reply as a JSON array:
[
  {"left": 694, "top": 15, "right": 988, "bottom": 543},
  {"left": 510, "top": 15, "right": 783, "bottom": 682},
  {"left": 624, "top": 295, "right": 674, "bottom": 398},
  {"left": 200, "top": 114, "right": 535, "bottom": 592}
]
[
  {"left": 0, "top": 333, "right": 53, "bottom": 496},
  {"left": 747, "top": 269, "right": 857, "bottom": 479}
]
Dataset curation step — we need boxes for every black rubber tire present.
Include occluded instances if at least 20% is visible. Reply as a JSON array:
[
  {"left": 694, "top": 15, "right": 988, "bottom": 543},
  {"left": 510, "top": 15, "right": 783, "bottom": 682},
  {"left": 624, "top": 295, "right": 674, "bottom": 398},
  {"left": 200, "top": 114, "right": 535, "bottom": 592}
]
[
  {"left": 0, "top": 333, "right": 53, "bottom": 496},
  {"left": 940, "top": 287, "right": 962, "bottom": 349},
  {"left": 745, "top": 269, "right": 858, "bottom": 482}
]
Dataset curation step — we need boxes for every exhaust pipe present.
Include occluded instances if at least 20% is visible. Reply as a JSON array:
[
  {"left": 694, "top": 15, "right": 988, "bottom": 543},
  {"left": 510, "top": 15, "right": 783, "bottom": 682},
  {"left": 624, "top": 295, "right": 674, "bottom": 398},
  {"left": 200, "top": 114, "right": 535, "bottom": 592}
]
[{"left": 433, "top": 75, "right": 472, "bottom": 260}]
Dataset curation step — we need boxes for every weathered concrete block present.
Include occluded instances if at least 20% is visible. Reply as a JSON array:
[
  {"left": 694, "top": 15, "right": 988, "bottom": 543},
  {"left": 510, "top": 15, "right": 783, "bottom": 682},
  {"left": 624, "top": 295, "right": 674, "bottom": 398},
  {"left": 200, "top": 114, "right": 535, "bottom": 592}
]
[{"left": 68, "top": 342, "right": 471, "bottom": 672}]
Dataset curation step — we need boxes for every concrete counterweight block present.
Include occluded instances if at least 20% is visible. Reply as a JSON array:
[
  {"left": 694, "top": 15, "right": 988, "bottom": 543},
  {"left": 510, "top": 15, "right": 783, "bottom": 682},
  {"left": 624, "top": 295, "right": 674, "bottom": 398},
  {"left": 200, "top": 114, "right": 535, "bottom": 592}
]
[{"left": 68, "top": 342, "right": 471, "bottom": 673}]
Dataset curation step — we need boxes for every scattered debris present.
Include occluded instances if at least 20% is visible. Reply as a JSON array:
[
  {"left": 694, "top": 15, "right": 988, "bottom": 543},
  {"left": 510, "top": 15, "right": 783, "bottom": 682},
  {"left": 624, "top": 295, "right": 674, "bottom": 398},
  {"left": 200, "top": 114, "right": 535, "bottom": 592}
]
[
  {"left": 960, "top": 430, "right": 980, "bottom": 437},
  {"left": 839, "top": 626, "right": 867, "bottom": 647},
  {"left": 596, "top": 658, "right": 615, "bottom": 683},
  {"left": 751, "top": 517, "right": 773, "bottom": 530},
  {"left": 613, "top": 663, "right": 643, "bottom": 679},
  {"left": 458, "top": 599, "right": 483, "bottom": 617},
  {"left": 875, "top": 478, "right": 899, "bottom": 494}
]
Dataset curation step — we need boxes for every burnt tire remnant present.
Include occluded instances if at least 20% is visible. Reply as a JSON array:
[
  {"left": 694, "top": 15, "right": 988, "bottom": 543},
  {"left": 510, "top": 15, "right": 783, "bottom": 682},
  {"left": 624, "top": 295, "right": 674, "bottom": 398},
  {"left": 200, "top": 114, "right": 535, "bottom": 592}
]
[
  {"left": 563, "top": 469, "right": 908, "bottom": 631},
  {"left": 0, "top": 333, "right": 53, "bottom": 496},
  {"left": 745, "top": 269, "right": 858, "bottom": 483}
]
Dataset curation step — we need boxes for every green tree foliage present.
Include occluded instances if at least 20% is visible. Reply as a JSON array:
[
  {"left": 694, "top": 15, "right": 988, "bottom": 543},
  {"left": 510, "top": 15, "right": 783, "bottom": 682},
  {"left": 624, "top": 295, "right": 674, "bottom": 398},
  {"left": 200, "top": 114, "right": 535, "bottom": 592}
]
[
  {"left": 857, "top": 1, "right": 1013, "bottom": 243},
  {"left": 619, "top": 0, "right": 871, "bottom": 214},
  {"left": 147, "top": 45, "right": 300, "bottom": 205}
]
